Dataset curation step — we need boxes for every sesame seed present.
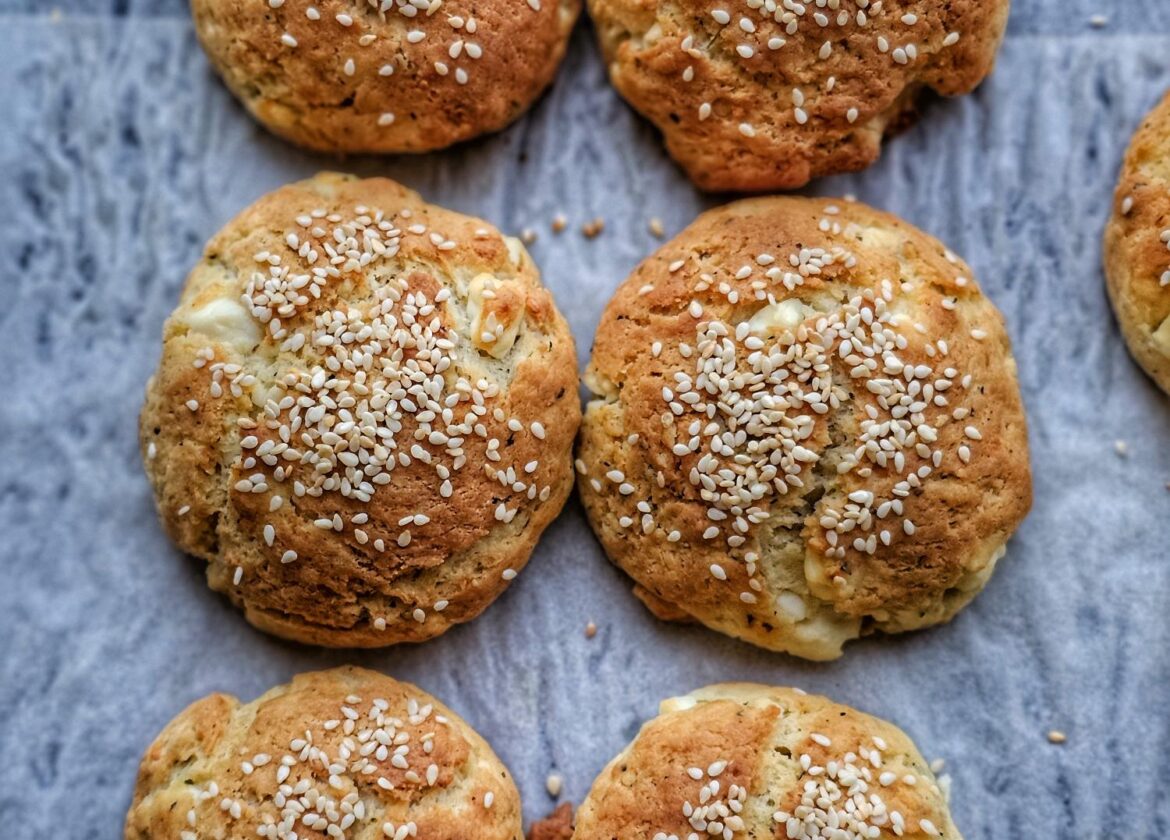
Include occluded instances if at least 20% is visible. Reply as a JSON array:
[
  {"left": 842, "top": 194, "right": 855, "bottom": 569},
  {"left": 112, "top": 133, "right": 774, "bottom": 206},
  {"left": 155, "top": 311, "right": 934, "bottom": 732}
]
[{"left": 546, "top": 773, "right": 563, "bottom": 797}]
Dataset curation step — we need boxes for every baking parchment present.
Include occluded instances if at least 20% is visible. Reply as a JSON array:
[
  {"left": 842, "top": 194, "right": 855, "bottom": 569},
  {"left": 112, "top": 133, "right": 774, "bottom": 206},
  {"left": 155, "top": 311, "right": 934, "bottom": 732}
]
[{"left": 2, "top": 2, "right": 1170, "bottom": 837}]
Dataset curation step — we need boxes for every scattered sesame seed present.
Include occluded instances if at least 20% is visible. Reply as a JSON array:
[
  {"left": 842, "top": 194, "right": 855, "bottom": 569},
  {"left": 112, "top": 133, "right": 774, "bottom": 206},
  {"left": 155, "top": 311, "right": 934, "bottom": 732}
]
[{"left": 546, "top": 773, "right": 563, "bottom": 797}]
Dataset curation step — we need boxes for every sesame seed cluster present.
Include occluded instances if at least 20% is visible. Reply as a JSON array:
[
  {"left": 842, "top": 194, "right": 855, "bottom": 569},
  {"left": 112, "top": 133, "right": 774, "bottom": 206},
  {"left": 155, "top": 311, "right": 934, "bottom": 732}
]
[
  {"left": 574, "top": 685, "right": 956, "bottom": 840},
  {"left": 588, "top": 0, "right": 1010, "bottom": 190},
  {"left": 141, "top": 174, "right": 579, "bottom": 647},
  {"left": 1104, "top": 89, "right": 1170, "bottom": 397},
  {"left": 191, "top": 0, "right": 579, "bottom": 153},
  {"left": 124, "top": 668, "right": 522, "bottom": 840},
  {"left": 578, "top": 196, "right": 1031, "bottom": 660}
]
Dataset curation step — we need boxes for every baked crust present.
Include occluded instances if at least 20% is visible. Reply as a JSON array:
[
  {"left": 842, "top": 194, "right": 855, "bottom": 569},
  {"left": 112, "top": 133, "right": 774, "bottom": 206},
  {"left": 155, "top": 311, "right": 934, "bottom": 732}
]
[
  {"left": 573, "top": 683, "right": 960, "bottom": 839},
  {"left": 191, "top": 0, "right": 580, "bottom": 153},
  {"left": 588, "top": 0, "right": 1009, "bottom": 191},
  {"left": 577, "top": 196, "right": 1031, "bottom": 660},
  {"left": 529, "top": 803, "right": 575, "bottom": 840},
  {"left": 124, "top": 667, "right": 522, "bottom": 840},
  {"left": 1104, "top": 90, "right": 1170, "bottom": 395},
  {"left": 141, "top": 173, "right": 580, "bottom": 646}
]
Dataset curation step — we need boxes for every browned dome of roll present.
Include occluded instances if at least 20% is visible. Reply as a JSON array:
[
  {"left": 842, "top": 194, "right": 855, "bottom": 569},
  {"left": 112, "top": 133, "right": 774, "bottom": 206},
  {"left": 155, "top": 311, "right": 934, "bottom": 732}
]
[
  {"left": 1104, "top": 89, "right": 1170, "bottom": 395},
  {"left": 192, "top": 0, "right": 579, "bottom": 153},
  {"left": 577, "top": 195, "right": 1031, "bottom": 660},
  {"left": 588, "top": 0, "right": 1009, "bottom": 191},
  {"left": 125, "top": 667, "right": 522, "bottom": 840},
  {"left": 141, "top": 173, "right": 580, "bottom": 647}
]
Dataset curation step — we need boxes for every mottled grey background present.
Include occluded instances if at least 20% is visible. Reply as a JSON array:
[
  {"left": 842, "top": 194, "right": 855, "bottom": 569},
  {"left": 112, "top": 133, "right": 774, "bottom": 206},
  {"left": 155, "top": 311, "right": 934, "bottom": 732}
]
[{"left": 1, "top": 2, "right": 1169, "bottom": 838}]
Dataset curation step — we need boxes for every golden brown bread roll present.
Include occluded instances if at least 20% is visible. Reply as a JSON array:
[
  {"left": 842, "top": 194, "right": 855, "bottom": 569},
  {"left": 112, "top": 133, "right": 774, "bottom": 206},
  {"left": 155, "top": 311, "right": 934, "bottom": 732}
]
[
  {"left": 141, "top": 173, "right": 580, "bottom": 647},
  {"left": 573, "top": 683, "right": 960, "bottom": 840},
  {"left": 577, "top": 195, "right": 1031, "bottom": 659},
  {"left": 587, "top": 0, "right": 1010, "bottom": 191},
  {"left": 191, "top": 0, "right": 579, "bottom": 153},
  {"left": 1104, "top": 90, "right": 1170, "bottom": 395},
  {"left": 125, "top": 667, "right": 521, "bottom": 840}
]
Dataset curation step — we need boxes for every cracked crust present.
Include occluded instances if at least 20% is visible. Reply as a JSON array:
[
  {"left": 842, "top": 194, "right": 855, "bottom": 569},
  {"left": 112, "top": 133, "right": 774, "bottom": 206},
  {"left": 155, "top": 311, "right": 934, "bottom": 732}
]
[
  {"left": 191, "top": 0, "right": 579, "bottom": 153},
  {"left": 140, "top": 173, "right": 580, "bottom": 647},
  {"left": 573, "top": 684, "right": 960, "bottom": 840},
  {"left": 124, "top": 667, "right": 522, "bottom": 840},
  {"left": 588, "top": 0, "right": 1009, "bottom": 191},
  {"left": 576, "top": 196, "right": 1031, "bottom": 660},
  {"left": 1104, "top": 89, "right": 1170, "bottom": 395}
]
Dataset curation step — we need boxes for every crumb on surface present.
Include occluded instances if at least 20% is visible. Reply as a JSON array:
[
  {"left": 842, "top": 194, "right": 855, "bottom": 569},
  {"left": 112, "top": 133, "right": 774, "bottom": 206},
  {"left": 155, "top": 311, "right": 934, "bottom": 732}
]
[{"left": 528, "top": 802, "right": 573, "bottom": 840}]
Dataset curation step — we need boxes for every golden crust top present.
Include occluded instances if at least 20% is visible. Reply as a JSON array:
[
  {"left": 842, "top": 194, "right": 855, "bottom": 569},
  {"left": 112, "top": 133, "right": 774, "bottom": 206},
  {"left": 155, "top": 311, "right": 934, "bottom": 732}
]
[
  {"left": 141, "top": 173, "right": 580, "bottom": 646},
  {"left": 125, "top": 667, "right": 522, "bottom": 840},
  {"left": 191, "top": 0, "right": 579, "bottom": 153},
  {"left": 588, "top": 0, "right": 1009, "bottom": 191},
  {"left": 577, "top": 196, "right": 1031, "bottom": 660},
  {"left": 1104, "top": 89, "right": 1170, "bottom": 394},
  {"left": 573, "top": 683, "right": 959, "bottom": 840}
]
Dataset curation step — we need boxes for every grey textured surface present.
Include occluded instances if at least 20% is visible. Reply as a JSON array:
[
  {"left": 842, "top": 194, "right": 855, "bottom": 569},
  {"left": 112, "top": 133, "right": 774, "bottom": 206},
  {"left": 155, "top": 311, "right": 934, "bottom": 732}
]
[{"left": 1, "top": 2, "right": 1170, "bottom": 838}]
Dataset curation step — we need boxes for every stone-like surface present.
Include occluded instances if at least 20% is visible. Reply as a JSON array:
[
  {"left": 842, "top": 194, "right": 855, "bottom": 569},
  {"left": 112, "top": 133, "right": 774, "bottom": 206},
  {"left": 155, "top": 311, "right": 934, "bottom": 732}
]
[{"left": 1, "top": 3, "right": 1169, "bottom": 839}]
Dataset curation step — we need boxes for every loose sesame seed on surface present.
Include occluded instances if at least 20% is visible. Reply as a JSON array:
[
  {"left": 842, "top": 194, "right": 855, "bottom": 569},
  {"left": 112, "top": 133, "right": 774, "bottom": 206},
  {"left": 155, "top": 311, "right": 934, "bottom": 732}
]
[{"left": 545, "top": 772, "right": 563, "bottom": 797}]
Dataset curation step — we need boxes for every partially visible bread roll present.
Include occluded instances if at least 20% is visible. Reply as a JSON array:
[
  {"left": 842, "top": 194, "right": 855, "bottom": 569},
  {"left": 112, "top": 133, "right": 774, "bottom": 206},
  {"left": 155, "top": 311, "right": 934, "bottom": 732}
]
[
  {"left": 587, "top": 0, "right": 1010, "bottom": 191},
  {"left": 1104, "top": 90, "right": 1170, "bottom": 395},
  {"left": 574, "top": 684, "right": 959, "bottom": 840},
  {"left": 191, "top": 0, "right": 579, "bottom": 153},
  {"left": 125, "top": 667, "right": 522, "bottom": 840}
]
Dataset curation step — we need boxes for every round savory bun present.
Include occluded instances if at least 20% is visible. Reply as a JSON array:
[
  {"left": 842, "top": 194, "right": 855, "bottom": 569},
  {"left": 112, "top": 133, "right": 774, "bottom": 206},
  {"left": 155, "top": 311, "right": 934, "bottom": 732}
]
[
  {"left": 574, "top": 683, "right": 959, "bottom": 840},
  {"left": 1104, "top": 90, "right": 1170, "bottom": 395},
  {"left": 125, "top": 667, "right": 521, "bottom": 840},
  {"left": 588, "top": 0, "right": 1009, "bottom": 191},
  {"left": 577, "top": 196, "right": 1031, "bottom": 660},
  {"left": 141, "top": 172, "right": 579, "bottom": 646},
  {"left": 191, "top": 0, "right": 579, "bottom": 153}
]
